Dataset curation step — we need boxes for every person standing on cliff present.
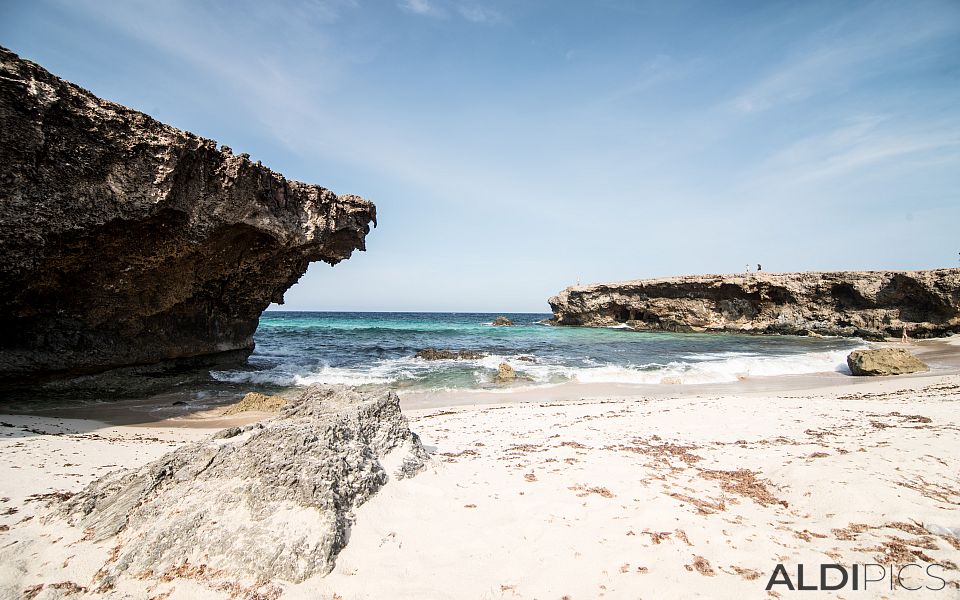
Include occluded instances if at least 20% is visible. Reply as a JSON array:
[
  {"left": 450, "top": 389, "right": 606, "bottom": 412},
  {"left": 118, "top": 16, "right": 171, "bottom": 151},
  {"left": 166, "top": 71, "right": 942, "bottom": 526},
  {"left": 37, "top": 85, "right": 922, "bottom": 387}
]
[
  {"left": 757, "top": 264, "right": 762, "bottom": 272},
  {"left": 902, "top": 326, "right": 909, "bottom": 343}
]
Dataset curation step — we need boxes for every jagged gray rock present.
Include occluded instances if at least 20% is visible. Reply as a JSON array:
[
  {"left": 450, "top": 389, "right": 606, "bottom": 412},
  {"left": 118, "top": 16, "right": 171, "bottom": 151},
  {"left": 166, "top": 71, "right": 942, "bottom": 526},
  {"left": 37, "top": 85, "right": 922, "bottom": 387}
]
[
  {"left": 57, "top": 386, "right": 427, "bottom": 584},
  {"left": 0, "top": 47, "right": 376, "bottom": 385},
  {"left": 548, "top": 270, "right": 960, "bottom": 339},
  {"left": 847, "top": 348, "right": 929, "bottom": 376}
]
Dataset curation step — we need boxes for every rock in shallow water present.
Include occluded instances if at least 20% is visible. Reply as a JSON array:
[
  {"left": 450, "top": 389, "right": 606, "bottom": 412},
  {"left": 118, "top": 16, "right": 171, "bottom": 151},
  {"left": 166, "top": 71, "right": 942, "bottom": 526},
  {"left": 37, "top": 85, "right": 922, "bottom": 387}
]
[
  {"left": 415, "top": 348, "right": 486, "bottom": 360},
  {"left": 0, "top": 47, "right": 376, "bottom": 385},
  {"left": 496, "top": 362, "right": 517, "bottom": 382},
  {"left": 56, "top": 385, "right": 427, "bottom": 585},
  {"left": 846, "top": 348, "right": 929, "bottom": 376}
]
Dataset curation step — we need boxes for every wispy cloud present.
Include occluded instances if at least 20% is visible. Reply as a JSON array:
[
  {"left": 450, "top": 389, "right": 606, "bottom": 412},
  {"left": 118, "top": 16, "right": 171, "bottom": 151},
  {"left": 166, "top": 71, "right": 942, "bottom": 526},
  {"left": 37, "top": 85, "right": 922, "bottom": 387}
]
[
  {"left": 598, "top": 54, "right": 697, "bottom": 104},
  {"left": 399, "top": 0, "right": 504, "bottom": 23},
  {"left": 457, "top": 4, "right": 502, "bottom": 24},
  {"left": 286, "top": 0, "right": 359, "bottom": 24},
  {"left": 747, "top": 115, "right": 960, "bottom": 189},
  {"left": 730, "top": 3, "right": 960, "bottom": 114},
  {"left": 398, "top": 0, "right": 445, "bottom": 18}
]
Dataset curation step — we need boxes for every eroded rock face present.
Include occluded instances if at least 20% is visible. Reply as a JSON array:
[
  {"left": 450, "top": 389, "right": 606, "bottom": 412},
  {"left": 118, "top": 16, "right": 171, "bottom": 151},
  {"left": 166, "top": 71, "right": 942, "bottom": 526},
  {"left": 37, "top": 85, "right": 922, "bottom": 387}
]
[
  {"left": 222, "top": 391, "right": 289, "bottom": 415},
  {"left": 548, "top": 270, "right": 960, "bottom": 339},
  {"left": 58, "top": 385, "right": 427, "bottom": 585},
  {"left": 847, "top": 348, "right": 929, "bottom": 376},
  {"left": 0, "top": 47, "right": 376, "bottom": 384}
]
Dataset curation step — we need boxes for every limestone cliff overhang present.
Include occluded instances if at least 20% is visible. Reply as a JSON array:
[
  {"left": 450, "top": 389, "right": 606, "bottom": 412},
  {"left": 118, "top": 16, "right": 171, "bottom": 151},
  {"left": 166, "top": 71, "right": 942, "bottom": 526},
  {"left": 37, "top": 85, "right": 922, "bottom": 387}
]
[{"left": 0, "top": 46, "right": 376, "bottom": 384}]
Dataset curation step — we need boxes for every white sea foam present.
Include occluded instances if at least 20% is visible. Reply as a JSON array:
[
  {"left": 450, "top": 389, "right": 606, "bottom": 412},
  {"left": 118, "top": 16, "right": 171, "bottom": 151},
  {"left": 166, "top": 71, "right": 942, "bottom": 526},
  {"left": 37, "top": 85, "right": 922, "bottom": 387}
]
[
  {"left": 213, "top": 347, "right": 864, "bottom": 388},
  {"left": 474, "top": 348, "right": 861, "bottom": 386},
  {"left": 516, "top": 349, "right": 858, "bottom": 385},
  {"left": 211, "top": 361, "right": 401, "bottom": 386}
]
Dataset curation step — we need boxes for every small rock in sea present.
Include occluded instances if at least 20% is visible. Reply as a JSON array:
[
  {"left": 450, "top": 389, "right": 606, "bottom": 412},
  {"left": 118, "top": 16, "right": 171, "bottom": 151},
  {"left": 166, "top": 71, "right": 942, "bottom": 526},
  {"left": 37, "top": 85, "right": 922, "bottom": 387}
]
[
  {"left": 491, "top": 316, "right": 514, "bottom": 326},
  {"left": 516, "top": 355, "right": 536, "bottom": 362},
  {"left": 496, "top": 362, "right": 517, "bottom": 383},
  {"left": 846, "top": 348, "right": 929, "bottom": 376},
  {"left": 415, "top": 348, "right": 485, "bottom": 360}
]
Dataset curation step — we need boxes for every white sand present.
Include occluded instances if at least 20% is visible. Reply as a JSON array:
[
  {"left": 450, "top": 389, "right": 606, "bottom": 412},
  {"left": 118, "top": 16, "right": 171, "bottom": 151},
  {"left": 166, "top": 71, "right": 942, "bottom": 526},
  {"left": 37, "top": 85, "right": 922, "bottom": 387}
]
[{"left": 2, "top": 372, "right": 959, "bottom": 599}]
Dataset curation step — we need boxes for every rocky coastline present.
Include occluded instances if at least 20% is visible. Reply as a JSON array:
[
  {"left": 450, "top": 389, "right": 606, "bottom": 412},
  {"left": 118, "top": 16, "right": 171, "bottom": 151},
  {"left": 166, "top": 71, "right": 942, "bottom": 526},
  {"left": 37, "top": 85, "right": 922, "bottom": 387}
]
[
  {"left": 0, "top": 47, "right": 375, "bottom": 387},
  {"left": 548, "top": 269, "right": 960, "bottom": 339}
]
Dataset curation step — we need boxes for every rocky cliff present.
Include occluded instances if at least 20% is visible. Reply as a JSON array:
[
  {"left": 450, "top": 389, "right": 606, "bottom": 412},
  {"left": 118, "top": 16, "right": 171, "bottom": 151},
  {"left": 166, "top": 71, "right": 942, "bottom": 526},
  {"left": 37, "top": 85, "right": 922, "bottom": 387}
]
[
  {"left": 0, "top": 47, "right": 376, "bottom": 384},
  {"left": 548, "top": 270, "right": 960, "bottom": 339}
]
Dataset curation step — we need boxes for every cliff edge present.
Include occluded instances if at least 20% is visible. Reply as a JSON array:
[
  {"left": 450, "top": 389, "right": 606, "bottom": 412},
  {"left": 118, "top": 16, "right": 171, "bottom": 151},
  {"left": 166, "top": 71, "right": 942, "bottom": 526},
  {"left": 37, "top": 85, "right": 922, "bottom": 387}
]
[
  {"left": 548, "top": 270, "right": 960, "bottom": 339},
  {"left": 0, "top": 47, "right": 376, "bottom": 384}
]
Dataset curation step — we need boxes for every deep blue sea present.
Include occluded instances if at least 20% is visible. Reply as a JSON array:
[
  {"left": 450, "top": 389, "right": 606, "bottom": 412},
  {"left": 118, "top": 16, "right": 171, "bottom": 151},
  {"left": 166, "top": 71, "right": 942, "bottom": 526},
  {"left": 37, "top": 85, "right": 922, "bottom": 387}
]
[{"left": 210, "top": 312, "right": 865, "bottom": 391}]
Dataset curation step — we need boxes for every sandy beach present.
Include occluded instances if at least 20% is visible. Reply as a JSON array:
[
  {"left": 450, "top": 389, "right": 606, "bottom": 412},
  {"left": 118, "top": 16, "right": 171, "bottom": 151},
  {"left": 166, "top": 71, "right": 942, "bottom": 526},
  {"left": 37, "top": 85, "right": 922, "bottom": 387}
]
[{"left": 1, "top": 341, "right": 958, "bottom": 599}]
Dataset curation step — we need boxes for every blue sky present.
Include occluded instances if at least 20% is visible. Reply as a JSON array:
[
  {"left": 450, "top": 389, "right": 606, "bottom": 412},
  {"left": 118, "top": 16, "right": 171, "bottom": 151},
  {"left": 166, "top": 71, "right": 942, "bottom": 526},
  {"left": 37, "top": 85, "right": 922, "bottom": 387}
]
[{"left": 2, "top": 0, "right": 958, "bottom": 311}]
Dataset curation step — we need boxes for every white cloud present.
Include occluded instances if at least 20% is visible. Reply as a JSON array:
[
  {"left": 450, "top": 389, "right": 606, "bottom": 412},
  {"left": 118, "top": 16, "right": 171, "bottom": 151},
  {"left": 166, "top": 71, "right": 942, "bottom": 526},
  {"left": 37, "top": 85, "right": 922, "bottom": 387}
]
[
  {"left": 399, "top": 0, "right": 505, "bottom": 23},
  {"left": 747, "top": 116, "right": 960, "bottom": 189},
  {"left": 730, "top": 4, "right": 960, "bottom": 114},
  {"left": 399, "top": 0, "right": 445, "bottom": 18},
  {"left": 457, "top": 5, "right": 502, "bottom": 23},
  {"left": 598, "top": 54, "right": 695, "bottom": 104}
]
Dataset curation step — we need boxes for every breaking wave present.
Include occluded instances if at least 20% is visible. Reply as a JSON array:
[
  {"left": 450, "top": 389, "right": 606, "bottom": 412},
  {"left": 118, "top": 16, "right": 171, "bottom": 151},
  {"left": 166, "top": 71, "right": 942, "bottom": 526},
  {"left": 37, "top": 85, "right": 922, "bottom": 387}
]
[{"left": 212, "top": 347, "right": 860, "bottom": 389}]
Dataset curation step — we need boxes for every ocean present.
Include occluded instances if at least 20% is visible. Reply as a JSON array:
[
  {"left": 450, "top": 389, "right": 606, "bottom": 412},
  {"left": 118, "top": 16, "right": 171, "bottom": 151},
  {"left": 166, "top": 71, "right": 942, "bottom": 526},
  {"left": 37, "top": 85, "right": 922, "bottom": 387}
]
[{"left": 210, "top": 311, "right": 866, "bottom": 392}]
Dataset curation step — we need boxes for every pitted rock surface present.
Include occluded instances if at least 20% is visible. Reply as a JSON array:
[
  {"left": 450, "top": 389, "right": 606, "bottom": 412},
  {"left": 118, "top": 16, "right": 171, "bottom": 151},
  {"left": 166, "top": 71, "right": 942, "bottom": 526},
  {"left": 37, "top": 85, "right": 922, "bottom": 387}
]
[
  {"left": 58, "top": 386, "right": 427, "bottom": 584},
  {"left": 549, "top": 270, "right": 960, "bottom": 339},
  {"left": 0, "top": 47, "right": 376, "bottom": 384}
]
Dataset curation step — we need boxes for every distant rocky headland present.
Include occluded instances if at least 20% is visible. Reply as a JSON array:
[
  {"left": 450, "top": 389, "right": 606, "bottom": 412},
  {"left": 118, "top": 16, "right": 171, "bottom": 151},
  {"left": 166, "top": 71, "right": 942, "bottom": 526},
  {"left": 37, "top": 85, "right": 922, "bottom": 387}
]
[
  {"left": 548, "top": 269, "right": 960, "bottom": 339},
  {"left": 0, "top": 47, "right": 376, "bottom": 386}
]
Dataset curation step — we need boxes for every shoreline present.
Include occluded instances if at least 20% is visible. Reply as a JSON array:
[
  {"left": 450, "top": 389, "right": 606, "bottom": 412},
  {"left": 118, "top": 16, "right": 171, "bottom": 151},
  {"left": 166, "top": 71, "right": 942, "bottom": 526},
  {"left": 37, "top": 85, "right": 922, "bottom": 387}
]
[{"left": 1, "top": 337, "right": 954, "bottom": 427}]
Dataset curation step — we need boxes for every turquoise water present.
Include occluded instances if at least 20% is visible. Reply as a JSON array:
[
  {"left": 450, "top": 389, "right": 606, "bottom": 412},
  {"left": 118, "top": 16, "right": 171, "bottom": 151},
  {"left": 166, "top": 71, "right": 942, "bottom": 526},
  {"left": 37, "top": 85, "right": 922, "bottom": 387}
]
[{"left": 210, "top": 312, "right": 865, "bottom": 390}]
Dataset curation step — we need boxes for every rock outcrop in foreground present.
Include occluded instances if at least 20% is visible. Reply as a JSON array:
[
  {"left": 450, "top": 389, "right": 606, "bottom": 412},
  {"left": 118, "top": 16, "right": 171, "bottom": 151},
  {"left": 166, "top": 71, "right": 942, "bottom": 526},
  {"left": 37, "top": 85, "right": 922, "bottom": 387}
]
[
  {"left": 847, "top": 348, "right": 929, "bottom": 376},
  {"left": 222, "top": 391, "right": 289, "bottom": 415},
  {"left": 58, "top": 386, "right": 426, "bottom": 586},
  {"left": 549, "top": 270, "right": 960, "bottom": 339},
  {"left": 0, "top": 47, "right": 376, "bottom": 384}
]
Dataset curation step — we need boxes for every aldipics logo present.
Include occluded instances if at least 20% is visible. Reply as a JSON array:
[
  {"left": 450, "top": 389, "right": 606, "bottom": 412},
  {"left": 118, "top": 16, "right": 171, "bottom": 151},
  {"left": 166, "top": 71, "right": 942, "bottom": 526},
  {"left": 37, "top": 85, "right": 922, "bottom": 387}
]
[{"left": 766, "top": 563, "right": 949, "bottom": 592}]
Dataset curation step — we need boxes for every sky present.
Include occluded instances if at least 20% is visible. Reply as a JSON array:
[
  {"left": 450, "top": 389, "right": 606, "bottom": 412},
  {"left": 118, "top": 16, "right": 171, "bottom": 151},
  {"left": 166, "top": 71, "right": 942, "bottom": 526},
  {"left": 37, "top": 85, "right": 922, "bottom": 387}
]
[{"left": 1, "top": 0, "right": 959, "bottom": 312}]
